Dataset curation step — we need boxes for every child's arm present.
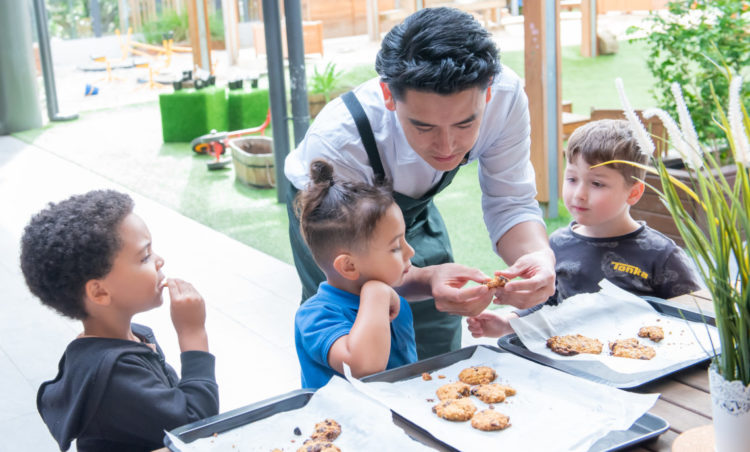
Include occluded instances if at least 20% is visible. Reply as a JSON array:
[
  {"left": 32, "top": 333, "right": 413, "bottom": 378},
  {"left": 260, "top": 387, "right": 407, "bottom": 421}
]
[
  {"left": 327, "top": 280, "right": 399, "bottom": 378},
  {"left": 167, "top": 278, "right": 209, "bottom": 352},
  {"left": 98, "top": 349, "right": 219, "bottom": 446},
  {"left": 467, "top": 311, "right": 518, "bottom": 338}
]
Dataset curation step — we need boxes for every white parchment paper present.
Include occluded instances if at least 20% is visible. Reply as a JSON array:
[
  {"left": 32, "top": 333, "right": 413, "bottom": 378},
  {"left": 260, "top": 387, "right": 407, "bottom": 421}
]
[
  {"left": 509, "top": 279, "right": 720, "bottom": 374},
  {"left": 166, "top": 376, "right": 432, "bottom": 451},
  {"left": 348, "top": 347, "right": 658, "bottom": 452}
]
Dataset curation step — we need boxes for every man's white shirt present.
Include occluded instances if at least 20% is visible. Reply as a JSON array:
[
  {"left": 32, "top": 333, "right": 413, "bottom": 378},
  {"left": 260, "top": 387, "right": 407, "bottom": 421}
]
[{"left": 284, "top": 66, "right": 544, "bottom": 253}]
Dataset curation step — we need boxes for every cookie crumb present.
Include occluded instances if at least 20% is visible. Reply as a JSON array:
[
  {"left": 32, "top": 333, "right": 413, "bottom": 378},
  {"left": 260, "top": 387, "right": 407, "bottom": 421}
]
[
  {"left": 422, "top": 372, "right": 432, "bottom": 381},
  {"left": 437, "top": 374, "right": 446, "bottom": 379}
]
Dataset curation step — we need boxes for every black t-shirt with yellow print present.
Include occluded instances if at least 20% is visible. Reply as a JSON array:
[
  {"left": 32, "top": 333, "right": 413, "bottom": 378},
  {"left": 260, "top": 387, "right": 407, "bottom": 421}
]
[{"left": 518, "top": 221, "right": 702, "bottom": 316}]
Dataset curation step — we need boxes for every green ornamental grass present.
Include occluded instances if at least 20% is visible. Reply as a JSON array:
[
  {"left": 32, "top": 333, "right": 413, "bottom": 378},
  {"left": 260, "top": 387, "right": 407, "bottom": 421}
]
[{"left": 613, "top": 67, "right": 750, "bottom": 384}]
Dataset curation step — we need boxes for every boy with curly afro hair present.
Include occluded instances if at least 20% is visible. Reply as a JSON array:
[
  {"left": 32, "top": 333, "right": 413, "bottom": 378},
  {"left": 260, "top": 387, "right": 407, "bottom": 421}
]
[{"left": 20, "top": 189, "right": 219, "bottom": 452}]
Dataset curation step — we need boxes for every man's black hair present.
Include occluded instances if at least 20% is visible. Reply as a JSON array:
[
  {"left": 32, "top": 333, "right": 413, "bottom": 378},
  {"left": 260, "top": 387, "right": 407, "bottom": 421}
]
[
  {"left": 20, "top": 190, "right": 135, "bottom": 320},
  {"left": 375, "top": 7, "right": 501, "bottom": 100}
]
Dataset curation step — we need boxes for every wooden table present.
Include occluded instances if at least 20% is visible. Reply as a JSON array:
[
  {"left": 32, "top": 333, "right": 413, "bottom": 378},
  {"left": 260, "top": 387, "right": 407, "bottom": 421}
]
[{"left": 625, "top": 290, "right": 715, "bottom": 452}]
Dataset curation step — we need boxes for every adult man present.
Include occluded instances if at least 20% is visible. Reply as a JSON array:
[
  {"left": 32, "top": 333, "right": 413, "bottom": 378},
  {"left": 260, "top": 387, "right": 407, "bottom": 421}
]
[{"left": 285, "top": 7, "right": 555, "bottom": 359}]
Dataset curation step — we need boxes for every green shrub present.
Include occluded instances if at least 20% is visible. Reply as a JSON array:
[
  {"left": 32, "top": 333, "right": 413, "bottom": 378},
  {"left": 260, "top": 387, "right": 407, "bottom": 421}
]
[
  {"left": 141, "top": 10, "right": 224, "bottom": 45},
  {"left": 309, "top": 62, "right": 344, "bottom": 102},
  {"left": 631, "top": 0, "right": 750, "bottom": 142}
]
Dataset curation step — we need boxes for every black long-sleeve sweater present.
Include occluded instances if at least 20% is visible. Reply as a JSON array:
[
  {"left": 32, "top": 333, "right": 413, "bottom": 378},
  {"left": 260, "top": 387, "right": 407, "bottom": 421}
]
[{"left": 37, "top": 323, "right": 219, "bottom": 452}]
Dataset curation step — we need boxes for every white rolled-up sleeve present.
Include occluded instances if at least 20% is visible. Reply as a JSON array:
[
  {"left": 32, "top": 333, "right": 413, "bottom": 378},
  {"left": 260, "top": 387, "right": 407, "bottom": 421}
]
[{"left": 478, "top": 77, "right": 544, "bottom": 254}]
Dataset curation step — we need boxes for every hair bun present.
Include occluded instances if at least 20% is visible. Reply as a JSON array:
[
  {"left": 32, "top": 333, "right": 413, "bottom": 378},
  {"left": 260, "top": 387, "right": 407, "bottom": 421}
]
[{"left": 309, "top": 159, "right": 334, "bottom": 185}]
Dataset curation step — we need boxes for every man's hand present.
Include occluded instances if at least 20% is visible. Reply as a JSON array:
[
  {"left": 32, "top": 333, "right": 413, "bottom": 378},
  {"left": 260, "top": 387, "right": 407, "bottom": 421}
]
[
  {"left": 429, "top": 263, "right": 495, "bottom": 317},
  {"left": 167, "top": 278, "right": 209, "bottom": 352},
  {"left": 493, "top": 249, "right": 555, "bottom": 309}
]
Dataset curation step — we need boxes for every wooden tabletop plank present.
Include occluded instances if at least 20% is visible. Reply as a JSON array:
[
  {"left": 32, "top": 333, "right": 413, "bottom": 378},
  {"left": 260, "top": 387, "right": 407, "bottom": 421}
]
[
  {"left": 648, "top": 398, "right": 711, "bottom": 433},
  {"left": 664, "top": 293, "right": 715, "bottom": 316},
  {"left": 637, "top": 379, "right": 712, "bottom": 418},
  {"left": 671, "top": 364, "right": 710, "bottom": 392}
]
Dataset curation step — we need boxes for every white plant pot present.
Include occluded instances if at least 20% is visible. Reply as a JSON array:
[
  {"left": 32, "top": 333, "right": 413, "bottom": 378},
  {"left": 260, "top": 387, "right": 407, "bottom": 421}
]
[{"left": 709, "top": 363, "right": 750, "bottom": 452}]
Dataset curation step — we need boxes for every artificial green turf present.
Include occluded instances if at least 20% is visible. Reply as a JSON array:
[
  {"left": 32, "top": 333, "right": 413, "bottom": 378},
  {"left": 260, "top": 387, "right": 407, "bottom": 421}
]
[
  {"left": 159, "top": 86, "right": 228, "bottom": 142},
  {"left": 499, "top": 40, "right": 656, "bottom": 114},
  {"left": 14, "top": 41, "right": 652, "bottom": 271},
  {"left": 227, "top": 88, "right": 270, "bottom": 131}
]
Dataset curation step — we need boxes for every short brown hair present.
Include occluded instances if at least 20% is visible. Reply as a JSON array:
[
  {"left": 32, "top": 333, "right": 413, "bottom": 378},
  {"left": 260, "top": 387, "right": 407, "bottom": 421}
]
[
  {"left": 566, "top": 119, "right": 649, "bottom": 183},
  {"left": 295, "top": 159, "right": 395, "bottom": 267}
]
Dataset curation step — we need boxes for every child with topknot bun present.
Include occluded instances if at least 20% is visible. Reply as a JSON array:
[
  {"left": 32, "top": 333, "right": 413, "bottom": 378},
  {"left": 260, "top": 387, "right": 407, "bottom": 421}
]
[{"left": 294, "top": 159, "right": 418, "bottom": 389}]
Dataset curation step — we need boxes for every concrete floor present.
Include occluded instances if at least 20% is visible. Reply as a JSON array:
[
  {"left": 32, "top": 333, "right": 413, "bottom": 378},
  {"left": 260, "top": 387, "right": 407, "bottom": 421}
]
[{"left": 0, "top": 135, "right": 305, "bottom": 451}]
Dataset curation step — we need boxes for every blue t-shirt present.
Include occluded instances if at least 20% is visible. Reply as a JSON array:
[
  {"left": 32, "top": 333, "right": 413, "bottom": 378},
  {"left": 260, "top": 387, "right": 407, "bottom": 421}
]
[{"left": 294, "top": 282, "right": 417, "bottom": 389}]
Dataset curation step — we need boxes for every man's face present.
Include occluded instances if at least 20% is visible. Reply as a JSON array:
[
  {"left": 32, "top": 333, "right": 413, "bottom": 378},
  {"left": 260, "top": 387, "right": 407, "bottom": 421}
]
[{"left": 381, "top": 82, "right": 491, "bottom": 172}]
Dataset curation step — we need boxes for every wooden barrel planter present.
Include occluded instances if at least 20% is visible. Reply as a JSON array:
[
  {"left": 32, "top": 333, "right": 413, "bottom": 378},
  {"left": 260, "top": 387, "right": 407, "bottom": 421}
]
[
  {"left": 631, "top": 158, "right": 738, "bottom": 247},
  {"left": 228, "top": 136, "right": 275, "bottom": 188}
]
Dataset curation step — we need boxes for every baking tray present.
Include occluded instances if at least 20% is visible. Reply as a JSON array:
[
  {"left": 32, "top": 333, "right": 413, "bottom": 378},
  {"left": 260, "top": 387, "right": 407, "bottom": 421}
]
[
  {"left": 163, "top": 389, "right": 315, "bottom": 450},
  {"left": 362, "top": 344, "right": 668, "bottom": 452},
  {"left": 163, "top": 386, "right": 444, "bottom": 451},
  {"left": 497, "top": 297, "right": 717, "bottom": 389}
]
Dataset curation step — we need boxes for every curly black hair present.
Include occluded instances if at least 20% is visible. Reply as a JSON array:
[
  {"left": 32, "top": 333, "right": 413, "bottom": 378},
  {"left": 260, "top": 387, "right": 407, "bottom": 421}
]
[
  {"left": 375, "top": 7, "right": 501, "bottom": 100},
  {"left": 20, "top": 190, "right": 134, "bottom": 320}
]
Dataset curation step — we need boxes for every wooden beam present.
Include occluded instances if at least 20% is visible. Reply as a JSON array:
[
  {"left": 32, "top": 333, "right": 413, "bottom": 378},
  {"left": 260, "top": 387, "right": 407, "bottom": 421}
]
[
  {"left": 187, "top": 0, "right": 212, "bottom": 71},
  {"left": 222, "top": 0, "right": 239, "bottom": 65},
  {"left": 524, "top": 0, "right": 561, "bottom": 216},
  {"left": 581, "top": 0, "right": 597, "bottom": 57}
]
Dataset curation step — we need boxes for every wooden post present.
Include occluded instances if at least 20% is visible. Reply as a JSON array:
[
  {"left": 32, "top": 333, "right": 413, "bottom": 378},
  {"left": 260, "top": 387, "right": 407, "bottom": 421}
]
[
  {"left": 118, "top": 0, "right": 128, "bottom": 32},
  {"left": 366, "top": 0, "right": 379, "bottom": 41},
  {"left": 187, "top": 0, "right": 212, "bottom": 71},
  {"left": 524, "top": 0, "right": 561, "bottom": 217},
  {"left": 581, "top": 0, "right": 597, "bottom": 57},
  {"left": 222, "top": 0, "right": 240, "bottom": 65}
]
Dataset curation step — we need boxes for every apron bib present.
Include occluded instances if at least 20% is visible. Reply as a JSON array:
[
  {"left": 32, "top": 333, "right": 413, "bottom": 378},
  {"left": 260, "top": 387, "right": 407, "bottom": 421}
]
[{"left": 286, "top": 91, "right": 467, "bottom": 358}]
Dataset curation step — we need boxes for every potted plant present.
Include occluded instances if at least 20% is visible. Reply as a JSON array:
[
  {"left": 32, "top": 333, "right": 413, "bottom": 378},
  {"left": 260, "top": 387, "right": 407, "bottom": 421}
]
[
  {"left": 308, "top": 61, "right": 344, "bottom": 119},
  {"left": 627, "top": 0, "right": 749, "bottom": 245},
  {"left": 614, "top": 72, "right": 749, "bottom": 452}
]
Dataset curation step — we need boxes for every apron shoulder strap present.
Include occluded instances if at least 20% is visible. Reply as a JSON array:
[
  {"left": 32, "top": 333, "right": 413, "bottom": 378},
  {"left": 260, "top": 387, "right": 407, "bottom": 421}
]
[{"left": 341, "top": 91, "right": 386, "bottom": 182}]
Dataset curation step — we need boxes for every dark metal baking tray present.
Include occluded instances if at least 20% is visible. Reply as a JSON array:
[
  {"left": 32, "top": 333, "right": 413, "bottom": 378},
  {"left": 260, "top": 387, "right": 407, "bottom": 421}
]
[
  {"left": 162, "top": 386, "right": 443, "bottom": 451},
  {"left": 362, "top": 344, "right": 668, "bottom": 452},
  {"left": 163, "top": 389, "right": 315, "bottom": 450},
  {"left": 497, "top": 297, "right": 717, "bottom": 389}
]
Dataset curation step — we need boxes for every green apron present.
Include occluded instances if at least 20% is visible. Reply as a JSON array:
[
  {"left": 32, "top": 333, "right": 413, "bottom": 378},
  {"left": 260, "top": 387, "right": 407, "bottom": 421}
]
[{"left": 286, "top": 91, "right": 467, "bottom": 359}]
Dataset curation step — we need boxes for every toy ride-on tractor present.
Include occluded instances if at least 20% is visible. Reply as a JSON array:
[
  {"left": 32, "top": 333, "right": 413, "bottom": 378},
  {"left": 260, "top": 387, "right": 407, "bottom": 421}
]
[{"left": 191, "top": 109, "right": 271, "bottom": 170}]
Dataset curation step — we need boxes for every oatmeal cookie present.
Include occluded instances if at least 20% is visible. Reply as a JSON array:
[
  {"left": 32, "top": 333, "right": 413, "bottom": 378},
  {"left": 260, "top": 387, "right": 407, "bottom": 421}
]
[
  {"left": 436, "top": 381, "right": 471, "bottom": 400},
  {"left": 296, "top": 440, "right": 341, "bottom": 452},
  {"left": 546, "top": 334, "right": 603, "bottom": 356},
  {"left": 432, "top": 398, "right": 477, "bottom": 421},
  {"left": 470, "top": 384, "right": 507, "bottom": 404},
  {"left": 610, "top": 338, "right": 656, "bottom": 360},
  {"left": 496, "top": 384, "right": 516, "bottom": 396},
  {"left": 471, "top": 409, "right": 511, "bottom": 431},
  {"left": 484, "top": 275, "right": 509, "bottom": 289},
  {"left": 309, "top": 419, "right": 341, "bottom": 442},
  {"left": 638, "top": 326, "right": 665, "bottom": 343},
  {"left": 458, "top": 366, "right": 497, "bottom": 385}
]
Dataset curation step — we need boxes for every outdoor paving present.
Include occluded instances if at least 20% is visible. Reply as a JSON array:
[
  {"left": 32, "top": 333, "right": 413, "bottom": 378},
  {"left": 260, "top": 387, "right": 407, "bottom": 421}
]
[{"left": 1, "top": 10, "right": 651, "bottom": 450}]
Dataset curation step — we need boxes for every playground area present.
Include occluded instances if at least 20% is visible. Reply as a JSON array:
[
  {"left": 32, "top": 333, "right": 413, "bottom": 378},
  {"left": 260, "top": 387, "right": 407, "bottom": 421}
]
[
  {"left": 20, "top": 8, "right": 661, "bottom": 276},
  {"left": 42, "top": 9, "right": 650, "bottom": 117}
]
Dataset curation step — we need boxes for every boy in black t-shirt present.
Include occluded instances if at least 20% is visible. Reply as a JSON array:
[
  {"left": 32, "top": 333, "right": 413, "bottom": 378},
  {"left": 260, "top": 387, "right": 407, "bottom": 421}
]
[
  {"left": 20, "top": 190, "right": 219, "bottom": 452},
  {"left": 468, "top": 120, "right": 702, "bottom": 338}
]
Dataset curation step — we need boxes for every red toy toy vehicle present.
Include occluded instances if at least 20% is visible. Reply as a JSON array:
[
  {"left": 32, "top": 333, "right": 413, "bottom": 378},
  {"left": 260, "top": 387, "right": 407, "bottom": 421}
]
[{"left": 191, "top": 109, "right": 271, "bottom": 170}]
